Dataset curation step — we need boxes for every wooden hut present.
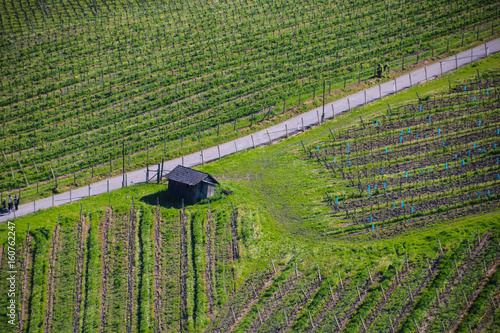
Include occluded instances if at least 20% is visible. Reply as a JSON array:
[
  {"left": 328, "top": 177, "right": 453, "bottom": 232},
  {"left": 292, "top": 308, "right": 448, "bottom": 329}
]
[{"left": 166, "top": 165, "right": 219, "bottom": 203}]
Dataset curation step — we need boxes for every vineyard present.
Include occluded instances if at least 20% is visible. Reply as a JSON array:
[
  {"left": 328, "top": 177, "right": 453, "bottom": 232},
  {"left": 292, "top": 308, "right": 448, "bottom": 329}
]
[
  {"left": 1, "top": 0, "right": 500, "bottom": 330},
  {"left": 1, "top": 0, "right": 500, "bottom": 204},
  {"left": 1, "top": 199, "right": 498, "bottom": 332},
  {"left": 307, "top": 73, "right": 500, "bottom": 236},
  {"left": 0, "top": 57, "right": 499, "bottom": 331},
  {"left": 0, "top": 197, "right": 242, "bottom": 332}
]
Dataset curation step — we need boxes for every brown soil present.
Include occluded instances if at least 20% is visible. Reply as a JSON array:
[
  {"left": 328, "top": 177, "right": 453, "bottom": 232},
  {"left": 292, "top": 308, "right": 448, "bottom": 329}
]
[
  {"left": 338, "top": 278, "right": 376, "bottom": 332},
  {"left": 308, "top": 277, "right": 353, "bottom": 333},
  {"left": 224, "top": 266, "right": 284, "bottom": 332},
  {"left": 448, "top": 256, "right": 500, "bottom": 332},
  {"left": 246, "top": 272, "right": 304, "bottom": 332},
  {"left": 392, "top": 256, "right": 443, "bottom": 331},
  {"left": 230, "top": 207, "right": 239, "bottom": 261},
  {"left": 98, "top": 207, "right": 112, "bottom": 332},
  {"left": 475, "top": 288, "right": 500, "bottom": 332},
  {"left": 205, "top": 210, "right": 215, "bottom": 316},
  {"left": 0, "top": 245, "right": 3, "bottom": 275},
  {"left": 418, "top": 233, "right": 492, "bottom": 332},
  {"left": 277, "top": 280, "right": 322, "bottom": 332},
  {"left": 71, "top": 215, "right": 89, "bottom": 333},
  {"left": 19, "top": 233, "right": 33, "bottom": 333},
  {"left": 179, "top": 210, "right": 189, "bottom": 332},
  {"left": 152, "top": 207, "right": 164, "bottom": 332},
  {"left": 43, "top": 223, "right": 61, "bottom": 333},
  {"left": 364, "top": 267, "right": 411, "bottom": 332},
  {"left": 126, "top": 206, "right": 137, "bottom": 333}
]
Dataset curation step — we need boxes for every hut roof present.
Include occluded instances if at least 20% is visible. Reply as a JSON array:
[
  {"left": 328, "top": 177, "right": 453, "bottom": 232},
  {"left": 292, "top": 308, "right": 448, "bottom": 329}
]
[{"left": 166, "top": 165, "right": 219, "bottom": 186}]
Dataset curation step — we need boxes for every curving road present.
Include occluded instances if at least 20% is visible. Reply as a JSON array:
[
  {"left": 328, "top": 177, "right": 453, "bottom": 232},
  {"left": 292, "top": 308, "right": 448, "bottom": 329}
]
[{"left": 2, "top": 39, "right": 499, "bottom": 223}]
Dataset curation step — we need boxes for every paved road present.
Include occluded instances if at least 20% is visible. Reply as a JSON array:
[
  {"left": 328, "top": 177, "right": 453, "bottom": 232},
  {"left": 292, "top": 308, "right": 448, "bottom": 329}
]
[{"left": 2, "top": 39, "right": 499, "bottom": 223}]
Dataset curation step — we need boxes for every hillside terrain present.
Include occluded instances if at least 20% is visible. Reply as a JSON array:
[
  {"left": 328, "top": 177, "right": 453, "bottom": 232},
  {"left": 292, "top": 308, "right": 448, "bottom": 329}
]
[
  {"left": 1, "top": 0, "right": 499, "bottom": 204},
  {"left": 0, "top": 54, "right": 499, "bottom": 332}
]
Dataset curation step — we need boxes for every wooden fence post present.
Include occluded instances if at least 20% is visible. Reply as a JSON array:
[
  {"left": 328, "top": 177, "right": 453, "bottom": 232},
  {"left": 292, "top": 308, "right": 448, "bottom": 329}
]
[
  {"left": 389, "top": 316, "right": 395, "bottom": 333},
  {"left": 333, "top": 313, "right": 341, "bottom": 330},
  {"left": 271, "top": 258, "right": 276, "bottom": 274},
  {"left": 413, "top": 318, "right": 421, "bottom": 333},
  {"left": 360, "top": 315, "right": 367, "bottom": 331},
  {"left": 161, "top": 158, "right": 164, "bottom": 180},
  {"left": 257, "top": 308, "right": 263, "bottom": 324},
  {"left": 381, "top": 285, "right": 387, "bottom": 301},
  {"left": 122, "top": 141, "right": 125, "bottom": 188}
]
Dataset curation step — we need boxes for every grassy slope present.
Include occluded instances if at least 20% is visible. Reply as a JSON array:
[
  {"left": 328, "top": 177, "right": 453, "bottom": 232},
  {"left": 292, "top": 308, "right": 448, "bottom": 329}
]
[{"left": 0, "top": 55, "right": 499, "bottom": 330}]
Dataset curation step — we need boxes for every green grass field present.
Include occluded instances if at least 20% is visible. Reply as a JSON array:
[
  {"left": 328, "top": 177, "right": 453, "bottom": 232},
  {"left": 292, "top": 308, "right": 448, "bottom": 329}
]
[{"left": 1, "top": 53, "right": 499, "bottom": 332}]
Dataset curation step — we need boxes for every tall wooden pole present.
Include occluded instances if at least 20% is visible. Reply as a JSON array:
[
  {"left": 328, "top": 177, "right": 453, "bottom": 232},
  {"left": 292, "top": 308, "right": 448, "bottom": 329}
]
[
  {"left": 122, "top": 141, "right": 125, "bottom": 188},
  {"left": 322, "top": 80, "right": 326, "bottom": 119}
]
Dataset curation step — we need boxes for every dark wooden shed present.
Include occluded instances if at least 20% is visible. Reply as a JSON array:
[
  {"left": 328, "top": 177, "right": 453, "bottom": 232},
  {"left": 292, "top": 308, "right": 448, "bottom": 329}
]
[{"left": 166, "top": 165, "right": 219, "bottom": 203}]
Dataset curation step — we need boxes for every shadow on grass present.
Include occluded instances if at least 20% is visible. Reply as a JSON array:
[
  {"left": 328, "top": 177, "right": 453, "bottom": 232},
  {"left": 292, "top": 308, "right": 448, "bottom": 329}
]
[
  {"left": 140, "top": 185, "right": 232, "bottom": 209},
  {"left": 140, "top": 190, "right": 183, "bottom": 209}
]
